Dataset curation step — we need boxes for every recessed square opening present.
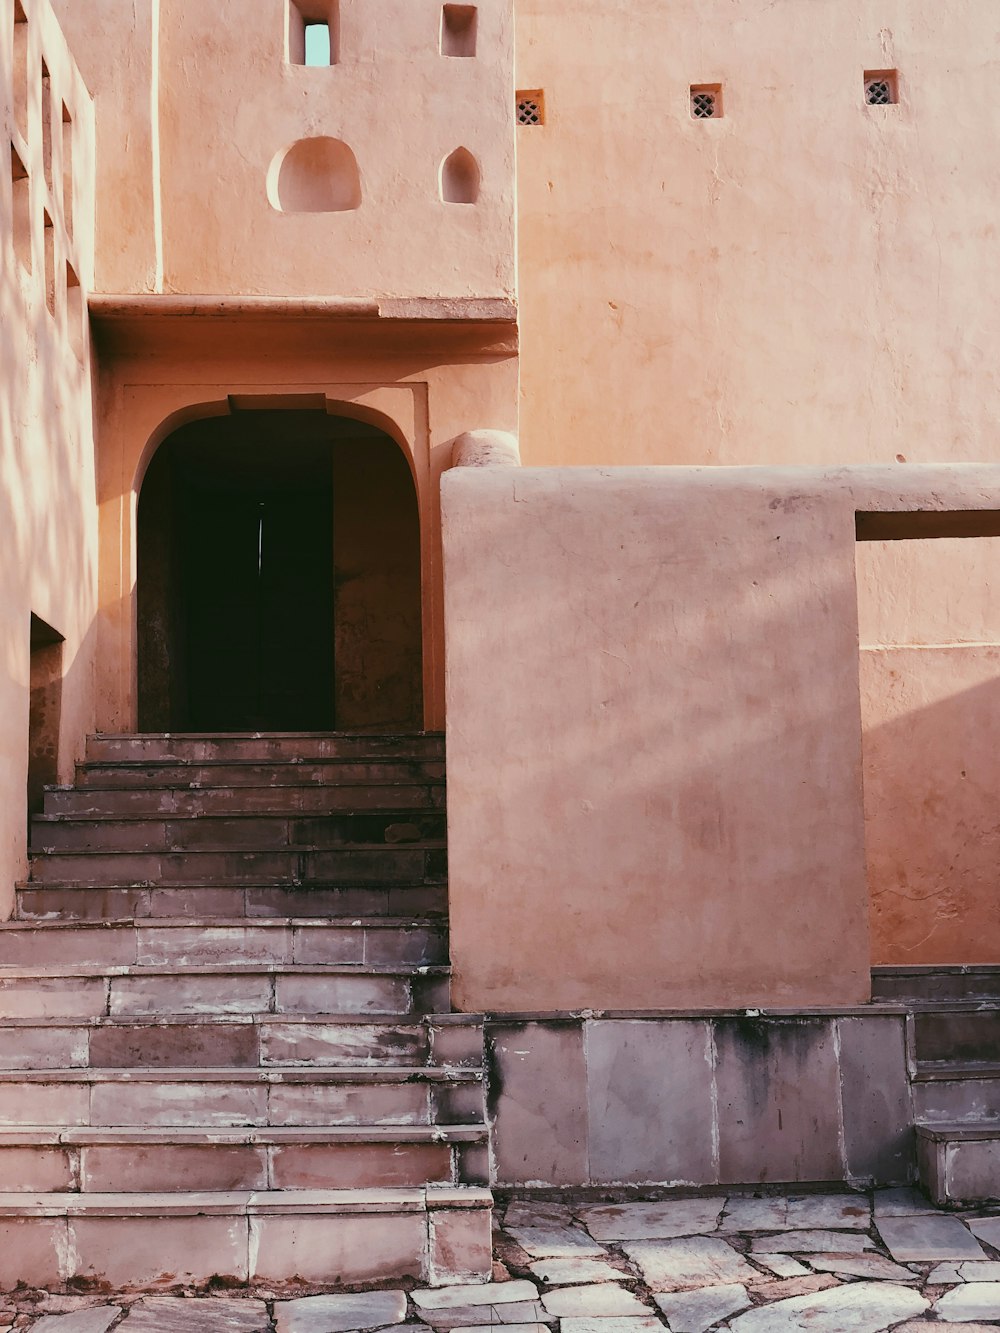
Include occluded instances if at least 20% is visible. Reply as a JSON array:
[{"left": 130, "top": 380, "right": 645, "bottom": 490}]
[
  {"left": 690, "top": 83, "right": 723, "bottom": 120},
  {"left": 864, "top": 69, "right": 898, "bottom": 106},
  {"left": 28, "top": 613, "right": 64, "bottom": 826},
  {"left": 12, "top": 1, "right": 28, "bottom": 143},
  {"left": 442, "top": 5, "right": 477, "bottom": 57},
  {"left": 516, "top": 90, "right": 545, "bottom": 127},
  {"left": 11, "top": 144, "right": 31, "bottom": 274},
  {"left": 288, "top": 1, "right": 339, "bottom": 65}
]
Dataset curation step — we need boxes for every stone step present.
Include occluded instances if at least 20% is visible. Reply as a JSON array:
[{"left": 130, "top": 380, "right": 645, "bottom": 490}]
[
  {"left": 0, "top": 965, "right": 452, "bottom": 1020},
  {"left": 76, "top": 759, "right": 446, "bottom": 787},
  {"left": 873, "top": 965, "right": 1000, "bottom": 1005},
  {"left": 45, "top": 783, "right": 445, "bottom": 817},
  {"left": 0, "top": 918, "right": 447, "bottom": 968},
  {"left": 0, "top": 1066, "right": 485, "bottom": 1128},
  {"left": 28, "top": 845, "right": 448, "bottom": 885},
  {"left": 0, "top": 1010, "right": 485, "bottom": 1070},
  {"left": 0, "top": 1123, "right": 488, "bottom": 1193},
  {"left": 916, "top": 1121, "right": 1000, "bottom": 1206},
  {"left": 913, "top": 1005, "right": 1000, "bottom": 1062},
  {"left": 31, "top": 811, "right": 447, "bottom": 854},
  {"left": 0, "top": 1185, "right": 492, "bottom": 1289},
  {"left": 85, "top": 732, "right": 446, "bottom": 763},
  {"left": 15, "top": 881, "right": 449, "bottom": 922},
  {"left": 912, "top": 1060, "right": 1000, "bottom": 1123}
]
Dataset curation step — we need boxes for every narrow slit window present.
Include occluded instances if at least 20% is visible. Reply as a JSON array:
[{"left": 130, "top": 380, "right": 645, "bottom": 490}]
[
  {"left": 13, "top": 1, "right": 28, "bottom": 144},
  {"left": 62, "top": 103, "right": 73, "bottom": 240},
  {"left": 43, "top": 209, "right": 55, "bottom": 317},
  {"left": 690, "top": 84, "right": 723, "bottom": 119},
  {"left": 41, "top": 60, "right": 52, "bottom": 195},
  {"left": 11, "top": 144, "right": 31, "bottom": 274},
  {"left": 442, "top": 5, "right": 477, "bottom": 57},
  {"left": 517, "top": 90, "right": 544, "bottom": 126},
  {"left": 288, "top": 2, "right": 339, "bottom": 65},
  {"left": 66, "top": 262, "right": 83, "bottom": 361}
]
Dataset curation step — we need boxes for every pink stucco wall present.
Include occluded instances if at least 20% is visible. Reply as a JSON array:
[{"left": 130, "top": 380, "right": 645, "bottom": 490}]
[{"left": 0, "top": 0, "right": 97, "bottom": 911}]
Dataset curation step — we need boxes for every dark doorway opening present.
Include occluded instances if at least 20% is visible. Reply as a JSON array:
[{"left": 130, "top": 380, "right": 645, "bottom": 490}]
[
  {"left": 28, "top": 613, "right": 64, "bottom": 824},
  {"left": 138, "top": 410, "right": 423, "bottom": 733}
]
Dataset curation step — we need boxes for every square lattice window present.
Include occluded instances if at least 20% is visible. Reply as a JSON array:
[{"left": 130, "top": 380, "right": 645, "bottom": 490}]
[
  {"left": 690, "top": 84, "right": 723, "bottom": 120},
  {"left": 517, "top": 91, "right": 544, "bottom": 126},
  {"left": 864, "top": 70, "right": 898, "bottom": 105}
]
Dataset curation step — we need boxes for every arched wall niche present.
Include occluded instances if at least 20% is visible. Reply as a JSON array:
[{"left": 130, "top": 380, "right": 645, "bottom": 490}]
[
  {"left": 134, "top": 402, "right": 424, "bottom": 734},
  {"left": 267, "top": 137, "right": 362, "bottom": 213},
  {"left": 440, "top": 147, "right": 481, "bottom": 204}
]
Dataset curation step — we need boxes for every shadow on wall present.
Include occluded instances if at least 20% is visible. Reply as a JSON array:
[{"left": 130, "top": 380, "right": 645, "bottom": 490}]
[{"left": 864, "top": 657, "right": 1000, "bottom": 964}]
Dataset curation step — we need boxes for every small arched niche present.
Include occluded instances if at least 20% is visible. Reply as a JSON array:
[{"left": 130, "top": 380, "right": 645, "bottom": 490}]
[
  {"left": 268, "top": 137, "right": 361, "bottom": 213},
  {"left": 440, "top": 147, "right": 480, "bottom": 205}
]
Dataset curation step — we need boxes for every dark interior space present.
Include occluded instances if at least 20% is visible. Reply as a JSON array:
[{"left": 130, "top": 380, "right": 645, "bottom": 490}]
[
  {"left": 138, "top": 410, "right": 423, "bottom": 733},
  {"left": 28, "top": 613, "right": 64, "bottom": 823}
]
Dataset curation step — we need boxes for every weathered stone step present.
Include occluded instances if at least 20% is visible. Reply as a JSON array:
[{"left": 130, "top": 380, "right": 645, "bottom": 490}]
[
  {"left": 76, "top": 759, "right": 446, "bottom": 787},
  {"left": 912, "top": 1060, "right": 1000, "bottom": 1123},
  {"left": 0, "top": 1065, "right": 484, "bottom": 1128},
  {"left": 873, "top": 965, "right": 1000, "bottom": 1004},
  {"left": 916, "top": 1121, "right": 1000, "bottom": 1206},
  {"left": 16, "top": 881, "right": 448, "bottom": 922},
  {"left": 913, "top": 1005, "right": 1000, "bottom": 1062},
  {"left": 45, "top": 783, "right": 445, "bottom": 817},
  {"left": 0, "top": 1185, "right": 491, "bottom": 1289},
  {"left": 0, "top": 1010, "right": 483, "bottom": 1069},
  {"left": 28, "top": 844, "right": 447, "bottom": 885},
  {"left": 0, "top": 964, "right": 451, "bottom": 1020},
  {"left": 0, "top": 918, "right": 447, "bottom": 968},
  {"left": 86, "top": 732, "right": 446, "bottom": 763},
  {"left": 0, "top": 1123, "right": 488, "bottom": 1193}
]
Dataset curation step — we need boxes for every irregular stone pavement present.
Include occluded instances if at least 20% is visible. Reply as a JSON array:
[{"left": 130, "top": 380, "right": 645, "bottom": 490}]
[{"left": 8, "top": 1189, "right": 1000, "bottom": 1330}]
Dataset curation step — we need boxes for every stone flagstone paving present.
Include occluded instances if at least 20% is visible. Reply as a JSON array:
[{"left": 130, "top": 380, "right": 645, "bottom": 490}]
[{"left": 7, "top": 1188, "right": 1000, "bottom": 1329}]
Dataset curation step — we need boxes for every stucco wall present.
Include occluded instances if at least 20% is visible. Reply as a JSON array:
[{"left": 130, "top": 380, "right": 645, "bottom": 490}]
[
  {"left": 515, "top": 0, "right": 1000, "bottom": 470},
  {"left": 0, "top": 0, "right": 98, "bottom": 911}
]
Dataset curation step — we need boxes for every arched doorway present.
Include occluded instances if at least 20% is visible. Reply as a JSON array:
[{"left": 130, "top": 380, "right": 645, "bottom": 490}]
[{"left": 137, "top": 410, "right": 423, "bottom": 732}]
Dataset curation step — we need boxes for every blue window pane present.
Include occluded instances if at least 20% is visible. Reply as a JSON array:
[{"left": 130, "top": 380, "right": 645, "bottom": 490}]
[{"left": 305, "top": 23, "right": 331, "bottom": 66}]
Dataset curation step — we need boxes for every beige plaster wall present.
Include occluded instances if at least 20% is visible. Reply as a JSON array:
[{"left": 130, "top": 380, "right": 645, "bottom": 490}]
[
  {"left": 858, "top": 539, "right": 1000, "bottom": 964},
  {"left": 442, "top": 467, "right": 870, "bottom": 1011},
  {"left": 515, "top": 0, "right": 1000, "bottom": 469},
  {"left": 0, "top": 0, "right": 97, "bottom": 911},
  {"left": 51, "top": 0, "right": 514, "bottom": 300}
]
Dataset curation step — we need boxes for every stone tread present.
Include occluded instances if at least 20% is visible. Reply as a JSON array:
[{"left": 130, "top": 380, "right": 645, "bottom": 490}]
[
  {"left": 0, "top": 1185, "right": 491, "bottom": 1216},
  {"left": 916, "top": 1121, "right": 1000, "bottom": 1139},
  {"left": 0, "top": 1124, "right": 487, "bottom": 1144},
  {"left": 0, "top": 1066, "right": 483, "bottom": 1082},
  {"left": 914, "top": 1060, "right": 1000, "bottom": 1079}
]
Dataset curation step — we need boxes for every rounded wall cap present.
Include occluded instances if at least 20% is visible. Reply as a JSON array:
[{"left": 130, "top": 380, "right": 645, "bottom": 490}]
[{"left": 452, "top": 430, "right": 521, "bottom": 467}]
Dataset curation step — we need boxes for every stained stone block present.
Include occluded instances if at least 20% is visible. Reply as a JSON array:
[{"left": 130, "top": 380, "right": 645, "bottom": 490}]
[
  {"left": 714, "top": 1018, "right": 842, "bottom": 1183},
  {"left": 877, "top": 1214, "right": 986, "bottom": 1261},
  {"left": 653, "top": 1283, "right": 749, "bottom": 1333},
  {"left": 503, "top": 1201, "right": 573, "bottom": 1229},
  {"left": 807, "top": 1254, "right": 919, "bottom": 1281},
  {"left": 837, "top": 1017, "right": 915, "bottom": 1184},
  {"left": 528, "top": 1257, "right": 624, "bottom": 1286},
  {"left": 751, "top": 1255, "right": 809, "bottom": 1278},
  {"left": 250, "top": 1212, "right": 426, "bottom": 1284},
  {"left": 585, "top": 1020, "right": 715, "bottom": 1185},
  {"left": 0, "top": 1217, "right": 71, "bottom": 1287},
  {"left": 413, "top": 1282, "right": 539, "bottom": 1311},
  {"left": 506, "top": 1225, "right": 606, "bottom": 1258},
  {"left": 748, "top": 1230, "right": 874, "bottom": 1254},
  {"left": 873, "top": 1187, "right": 936, "bottom": 1217},
  {"left": 488, "top": 1023, "right": 587, "bottom": 1186},
  {"left": 729, "top": 1282, "right": 927, "bottom": 1330},
  {"left": 579, "top": 1199, "right": 722, "bottom": 1242},
  {"left": 119, "top": 1299, "right": 270, "bottom": 1330},
  {"left": 622, "top": 1237, "right": 757, "bottom": 1292},
  {"left": 418, "top": 1302, "right": 550, "bottom": 1329},
  {"left": 32, "top": 1310, "right": 122, "bottom": 1333},
  {"left": 69, "top": 1216, "right": 250, "bottom": 1287},
  {"left": 540, "top": 1286, "right": 649, "bottom": 1318},
  {"left": 428, "top": 1204, "right": 494, "bottom": 1284},
  {"left": 274, "top": 1291, "right": 407, "bottom": 1333}
]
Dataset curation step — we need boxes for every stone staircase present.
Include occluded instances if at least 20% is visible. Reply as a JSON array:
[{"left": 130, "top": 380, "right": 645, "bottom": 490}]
[
  {"left": 873, "top": 964, "right": 1000, "bottom": 1207},
  {"left": 0, "top": 733, "right": 492, "bottom": 1291}
]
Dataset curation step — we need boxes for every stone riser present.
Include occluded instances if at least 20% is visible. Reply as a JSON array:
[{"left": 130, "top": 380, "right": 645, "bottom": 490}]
[
  {"left": 0, "top": 920, "right": 447, "bottom": 968},
  {"left": 0, "top": 1188, "right": 492, "bottom": 1290},
  {"left": 0, "top": 968, "right": 451, "bottom": 1020},
  {"left": 873, "top": 965, "right": 1000, "bottom": 1005},
  {"left": 0, "top": 1070, "right": 485, "bottom": 1128},
  {"left": 77, "top": 761, "right": 446, "bottom": 787},
  {"left": 0, "top": 1135, "right": 487, "bottom": 1193},
  {"left": 913, "top": 1008, "right": 1000, "bottom": 1063},
  {"left": 28, "top": 847, "right": 448, "bottom": 885},
  {"left": 85, "top": 734, "right": 446, "bottom": 763},
  {"left": 917, "top": 1125, "right": 1000, "bottom": 1205},
  {"left": 31, "top": 811, "right": 447, "bottom": 854},
  {"left": 16, "top": 882, "right": 449, "bottom": 921},
  {"left": 912, "top": 1071, "right": 1000, "bottom": 1123},
  {"left": 0, "top": 1013, "right": 482, "bottom": 1070},
  {"left": 45, "top": 783, "right": 446, "bottom": 817}
]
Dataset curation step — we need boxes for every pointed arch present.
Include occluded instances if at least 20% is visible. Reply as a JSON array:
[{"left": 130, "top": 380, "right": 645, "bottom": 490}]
[{"left": 440, "top": 147, "right": 480, "bottom": 205}]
